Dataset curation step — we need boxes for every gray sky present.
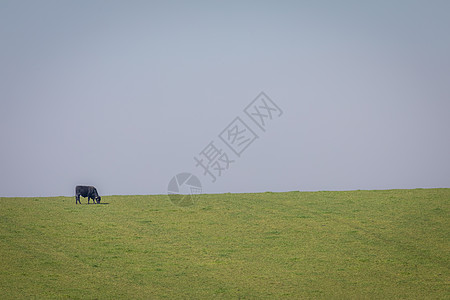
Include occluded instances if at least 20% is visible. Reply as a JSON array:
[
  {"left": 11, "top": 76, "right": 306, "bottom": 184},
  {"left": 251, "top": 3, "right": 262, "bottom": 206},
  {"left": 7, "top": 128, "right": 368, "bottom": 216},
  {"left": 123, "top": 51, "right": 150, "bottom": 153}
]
[{"left": 1, "top": 0, "right": 449, "bottom": 197}]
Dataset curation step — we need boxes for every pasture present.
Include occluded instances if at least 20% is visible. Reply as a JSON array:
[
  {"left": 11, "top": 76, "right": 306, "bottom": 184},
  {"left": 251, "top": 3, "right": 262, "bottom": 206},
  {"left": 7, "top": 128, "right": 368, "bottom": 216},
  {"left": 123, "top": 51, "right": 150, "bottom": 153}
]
[{"left": 0, "top": 189, "right": 448, "bottom": 299}]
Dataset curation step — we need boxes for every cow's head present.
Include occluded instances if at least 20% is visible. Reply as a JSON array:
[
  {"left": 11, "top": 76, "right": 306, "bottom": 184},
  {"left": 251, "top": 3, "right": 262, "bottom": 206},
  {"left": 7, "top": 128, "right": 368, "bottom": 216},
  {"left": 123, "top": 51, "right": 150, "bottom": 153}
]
[{"left": 96, "top": 196, "right": 101, "bottom": 203}]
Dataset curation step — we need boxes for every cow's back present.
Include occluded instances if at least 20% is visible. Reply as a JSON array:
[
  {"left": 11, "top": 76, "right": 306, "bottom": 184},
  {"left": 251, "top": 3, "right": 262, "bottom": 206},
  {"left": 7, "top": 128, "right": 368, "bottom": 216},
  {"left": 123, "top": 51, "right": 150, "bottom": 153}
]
[{"left": 76, "top": 185, "right": 90, "bottom": 197}]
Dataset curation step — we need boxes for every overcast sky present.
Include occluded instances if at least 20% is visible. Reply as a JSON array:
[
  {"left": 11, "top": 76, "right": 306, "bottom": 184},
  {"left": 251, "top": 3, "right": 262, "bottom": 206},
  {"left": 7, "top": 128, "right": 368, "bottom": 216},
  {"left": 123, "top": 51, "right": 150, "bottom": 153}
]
[{"left": 1, "top": 0, "right": 449, "bottom": 197}]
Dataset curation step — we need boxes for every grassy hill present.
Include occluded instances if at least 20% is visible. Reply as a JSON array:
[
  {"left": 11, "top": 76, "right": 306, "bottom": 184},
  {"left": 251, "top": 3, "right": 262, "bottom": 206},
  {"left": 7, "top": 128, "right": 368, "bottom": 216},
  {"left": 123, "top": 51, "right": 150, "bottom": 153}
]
[{"left": 0, "top": 189, "right": 448, "bottom": 299}]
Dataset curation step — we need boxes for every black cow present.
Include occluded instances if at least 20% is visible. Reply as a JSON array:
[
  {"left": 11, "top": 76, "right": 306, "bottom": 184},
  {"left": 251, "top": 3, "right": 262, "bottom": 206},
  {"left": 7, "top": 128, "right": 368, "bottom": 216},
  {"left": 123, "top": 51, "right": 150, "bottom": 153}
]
[{"left": 75, "top": 185, "right": 101, "bottom": 204}]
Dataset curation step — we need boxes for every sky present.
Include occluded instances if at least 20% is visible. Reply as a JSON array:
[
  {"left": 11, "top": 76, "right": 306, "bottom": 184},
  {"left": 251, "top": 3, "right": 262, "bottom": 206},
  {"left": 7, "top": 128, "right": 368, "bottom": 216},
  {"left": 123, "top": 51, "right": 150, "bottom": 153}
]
[{"left": 1, "top": 0, "right": 449, "bottom": 197}]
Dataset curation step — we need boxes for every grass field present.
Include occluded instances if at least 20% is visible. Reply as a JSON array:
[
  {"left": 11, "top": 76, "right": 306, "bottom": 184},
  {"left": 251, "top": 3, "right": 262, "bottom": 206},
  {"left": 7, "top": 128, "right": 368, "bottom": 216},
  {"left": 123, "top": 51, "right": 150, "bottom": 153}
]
[{"left": 0, "top": 189, "right": 449, "bottom": 299}]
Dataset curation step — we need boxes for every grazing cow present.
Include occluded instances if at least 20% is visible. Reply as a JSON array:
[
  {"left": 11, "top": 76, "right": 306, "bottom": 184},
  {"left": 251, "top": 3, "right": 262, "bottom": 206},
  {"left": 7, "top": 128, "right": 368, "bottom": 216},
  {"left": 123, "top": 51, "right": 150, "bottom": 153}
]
[{"left": 75, "top": 185, "right": 101, "bottom": 204}]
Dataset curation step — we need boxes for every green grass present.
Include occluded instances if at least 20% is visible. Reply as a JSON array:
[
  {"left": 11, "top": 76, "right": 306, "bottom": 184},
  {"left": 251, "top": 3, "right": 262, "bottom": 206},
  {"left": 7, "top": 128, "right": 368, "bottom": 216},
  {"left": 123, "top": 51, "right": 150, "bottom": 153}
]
[{"left": 0, "top": 189, "right": 449, "bottom": 299}]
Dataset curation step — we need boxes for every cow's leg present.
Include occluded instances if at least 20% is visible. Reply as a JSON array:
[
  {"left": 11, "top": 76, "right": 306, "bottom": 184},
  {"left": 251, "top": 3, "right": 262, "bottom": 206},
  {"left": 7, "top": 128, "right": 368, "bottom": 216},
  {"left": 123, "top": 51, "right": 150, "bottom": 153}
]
[{"left": 75, "top": 195, "right": 80, "bottom": 204}]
